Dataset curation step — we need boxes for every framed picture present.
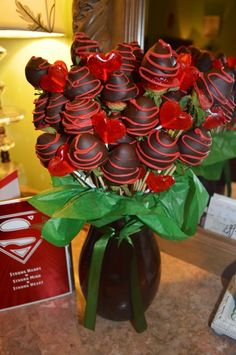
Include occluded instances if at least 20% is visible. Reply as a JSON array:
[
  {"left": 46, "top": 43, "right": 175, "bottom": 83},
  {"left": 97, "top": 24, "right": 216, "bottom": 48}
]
[
  {"left": 203, "top": 15, "right": 221, "bottom": 38},
  {"left": 211, "top": 274, "right": 236, "bottom": 340}
]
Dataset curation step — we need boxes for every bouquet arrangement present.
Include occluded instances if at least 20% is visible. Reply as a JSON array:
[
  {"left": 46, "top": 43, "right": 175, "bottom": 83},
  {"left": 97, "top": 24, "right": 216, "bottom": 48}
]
[
  {"left": 25, "top": 33, "right": 235, "bottom": 331},
  {"left": 177, "top": 45, "right": 236, "bottom": 193}
]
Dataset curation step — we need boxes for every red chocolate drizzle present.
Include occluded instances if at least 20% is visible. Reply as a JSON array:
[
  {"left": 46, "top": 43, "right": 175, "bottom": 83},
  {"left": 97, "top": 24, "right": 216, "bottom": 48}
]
[
  {"left": 129, "top": 41, "right": 144, "bottom": 65},
  {"left": 102, "top": 143, "right": 140, "bottom": 184},
  {"left": 68, "top": 133, "right": 108, "bottom": 170},
  {"left": 139, "top": 39, "right": 179, "bottom": 90},
  {"left": 33, "top": 93, "right": 50, "bottom": 129},
  {"left": 178, "top": 128, "right": 212, "bottom": 166},
  {"left": 71, "top": 32, "right": 100, "bottom": 65},
  {"left": 35, "top": 133, "right": 67, "bottom": 167},
  {"left": 64, "top": 66, "right": 102, "bottom": 100},
  {"left": 122, "top": 96, "right": 159, "bottom": 136},
  {"left": 136, "top": 130, "right": 179, "bottom": 170},
  {"left": 62, "top": 98, "right": 100, "bottom": 134},
  {"left": 194, "top": 68, "right": 235, "bottom": 119},
  {"left": 102, "top": 71, "right": 138, "bottom": 103},
  {"left": 45, "top": 93, "right": 68, "bottom": 131},
  {"left": 25, "top": 56, "right": 50, "bottom": 88},
  {"left": 115, "top": 43, "right": 137, "bottom": 77}
]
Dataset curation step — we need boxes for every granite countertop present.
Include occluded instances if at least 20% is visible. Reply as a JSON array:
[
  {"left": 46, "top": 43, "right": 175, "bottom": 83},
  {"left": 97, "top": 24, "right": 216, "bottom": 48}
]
[{"left": 0, "top": 252, "right": 235, "bottom": 355}]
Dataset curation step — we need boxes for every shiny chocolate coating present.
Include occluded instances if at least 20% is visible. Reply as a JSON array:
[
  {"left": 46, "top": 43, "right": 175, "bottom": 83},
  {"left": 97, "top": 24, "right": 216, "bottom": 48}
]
[
  {"left": 102, "top": 71, "right": 138, "bottom": 103},
  {"left": 33, "top": 93, "right": 50, "bottom": 130},
  {"left": 35, "top": 133, "right": 67, "bottom": 167},
  {"left": 139, "top": 39, "right": 179, "bottom": 89},
  {"left": 64, "top": 66, "right": 102, "bottom": 100},
  {"left": 122, "top": 96, "right": 159, "bottom": 136},
  {"left": 25, "top": 56, "right": 50, "bottom": 88},
  {"left": 195, "top": 51, "right": 213, "bottom": 72},
  {"left": 45, "top": 93, "right": 68, "bottom": 132},
  {"left": 108, "top": 133, "right": 137, "bottom": 149},
  {"left": 162, "top": 90, "right": 185, "bottom": 103},
  {"left": 115, "top": 43, "right": 136, "bottom": 77},
  {"left": 136, "top": 130, "right": 179, "bottom": 170},
  {"left": 178, "top": 128, "right": 212, "bottom": 166},
  {"left": 194, "top": 68, "right": 235, "bottom": 118},
  {"left": 130, "top": 41, "right": 144, "bottom": 66},
  {"left": 62, "top": 98, "right": 100, "bottom": 134},
  {"left": 71, "top": 32, "right": 100, "bottom": 65},
  {"left": 102, "top": 143, "right": 140, "bottom": 184},
  {"left": 68, "top": 133, "right": 108, "bottom": 170}
]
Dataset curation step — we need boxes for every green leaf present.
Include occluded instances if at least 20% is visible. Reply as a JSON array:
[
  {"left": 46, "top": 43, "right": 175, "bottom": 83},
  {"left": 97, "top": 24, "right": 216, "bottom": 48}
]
[
  {"left": 42, "top": 126, "right": 57, "bottom": 134},
  {"left": 118, "top": 217, "right": 144, "bottom": 245},
  {"left": 179, "top": 95, "right": 191, "bottom": 110},
  {"left": 138, "top": 170, "right": 208, "bottom": 240},
  {"left": 51, "top": 174, "right": 80, "bottom": 187},
  {"left": 189, "top": 91, "right": 207, "bottom": 126},
  {"left": 29, "top": 185, "right": 88, "bottom": 216},
  {"left": 153, "top": 95, "right": 162, "bottom": 107},
  {"left": 191, "top": 131, "right": 236, "bottom": 180},
  {"left": 144, "top": 90, "right": 163, "bottom": 107},
  {"left": 191, "top": 90, "right": 199, "bottom": 106},
  {"left": 180, "top": 170, "right": 209, "bottom": 235},
  {"left": 53, "top": 189, "right": 123, "bottom": 220},
  {"left": 42, "top": 217, "right": 85, "bottom": 246},
  {"left": 138, "top": 214, "right": 188, "bottom": 240},
  {"left": 30, "top": 168, "right": 208, "bottom": 245},
  {"left": 192, "top": 161, "right": 225, "bottom": 180}
]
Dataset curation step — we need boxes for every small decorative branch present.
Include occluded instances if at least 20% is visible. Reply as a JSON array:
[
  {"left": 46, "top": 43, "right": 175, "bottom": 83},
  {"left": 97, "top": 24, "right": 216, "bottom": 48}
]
[
  {"left": 15, "top": 0, "right": 55, "bottom": 33},
  {"left": 139, "top": 171, "right": 150, "bottom": 191},
  {"left": 73, "top": 171, "right": 95, "bottom": 188},
  {"left": 98, "top": 176, "right": 107, "bottom": 189},
  {"left": 164, "top": 165, "right": 176, "bottom": 176}
]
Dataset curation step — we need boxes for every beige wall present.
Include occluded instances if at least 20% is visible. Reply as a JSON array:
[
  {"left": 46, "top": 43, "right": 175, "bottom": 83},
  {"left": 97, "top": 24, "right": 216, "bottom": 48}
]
[{"left": 0, "top": 0, "right": 73, "bottom": 191}]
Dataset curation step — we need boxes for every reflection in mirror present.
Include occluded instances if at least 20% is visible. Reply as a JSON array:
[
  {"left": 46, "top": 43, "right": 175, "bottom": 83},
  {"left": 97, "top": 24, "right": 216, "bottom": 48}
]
[
  {"left": 70, "top": 0, "right": 236, "bottom": 200},
  {"left": 145, "top": 0, "right": 236, "bottom": 54},
  {"left": 72, "top": 0, "right": 145, "bottom": 51},
  {"left": 145, "top": 0, "right": 236, "bottom": 199}
]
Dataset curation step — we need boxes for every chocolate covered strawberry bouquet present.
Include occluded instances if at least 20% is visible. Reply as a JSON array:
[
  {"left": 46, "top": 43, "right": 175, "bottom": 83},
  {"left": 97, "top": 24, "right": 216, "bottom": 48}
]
[
  {"left": 174, "top": 44, "right": 236, "bottom": 189},
  {"left": 25, "top": 34, "right": 235, "bottom": 330},
  {"left": 25, "top": 33, "right": 236, "bottom": 240}
]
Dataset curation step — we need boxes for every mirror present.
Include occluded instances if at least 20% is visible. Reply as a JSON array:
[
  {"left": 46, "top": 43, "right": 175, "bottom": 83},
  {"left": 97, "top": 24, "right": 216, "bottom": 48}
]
[
  {"left": 72, "top": 0, "right": 145, "bottom": 50},
  {"left": 71, "top": 0, "right": 236, "bottom": 199}
]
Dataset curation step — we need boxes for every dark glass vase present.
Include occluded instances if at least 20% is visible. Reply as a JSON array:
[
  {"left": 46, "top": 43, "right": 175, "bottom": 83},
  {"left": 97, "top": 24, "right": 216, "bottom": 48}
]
[{"left": 79, "top": 219, "right": 161, "bottom": 321}]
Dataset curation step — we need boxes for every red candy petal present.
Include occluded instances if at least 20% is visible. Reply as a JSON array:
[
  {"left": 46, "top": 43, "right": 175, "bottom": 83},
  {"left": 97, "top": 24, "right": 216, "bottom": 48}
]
[
  {"left": 146, "top": 172, "right": 175, "bottom": 192},
  {"left": 40, "top": 74, "right": 64, "bottom": 92},
  {"left": 159, "top": 101, "right": 193, "bottom": 130},
  {"left": 203, "top": 107, "right": 228, "bottom": 129},
  {"left": 40, "top": 60, "right": 68, "bottom": 92},
  {"left": 92, "top": 111, "right": 126, "bottom": 143},
  {"left": 48, "top": 144, "right": 75, "bottom": 176},
  {"left": 53, "top": 60, "right": 68, "bottom": 72},
  {"left": 178, "top": 52, "right": 192, "bottom": 68},
  {"left": 227, "top": 56, "right": 236, "bottom": 69},
  {"left": 48, "top": 61, "right": 68, "bottom": 85},
  {"left": 179, "top": 66, "right": 199, "bottom": 91},
  {"left": 212, "top": 58, "right": 223, "bottom": 70},
  {"left": 87, "top": 50, "right": 122, "bottom": 81}
]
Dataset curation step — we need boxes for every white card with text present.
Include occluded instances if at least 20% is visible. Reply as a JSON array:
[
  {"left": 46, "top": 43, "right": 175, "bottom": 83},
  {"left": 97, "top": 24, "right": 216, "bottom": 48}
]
[{"left": 204, "top": 193, "right": 236, "bottom": 239}]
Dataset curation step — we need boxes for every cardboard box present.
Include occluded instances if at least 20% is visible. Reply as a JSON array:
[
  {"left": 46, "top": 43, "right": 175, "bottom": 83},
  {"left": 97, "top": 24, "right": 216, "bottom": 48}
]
[
  {"left": 0, "top": 170, "right": 20, "bottom": 201},
  {"left": 0, "top": 198, "right": 73, "bottom": 311}
]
